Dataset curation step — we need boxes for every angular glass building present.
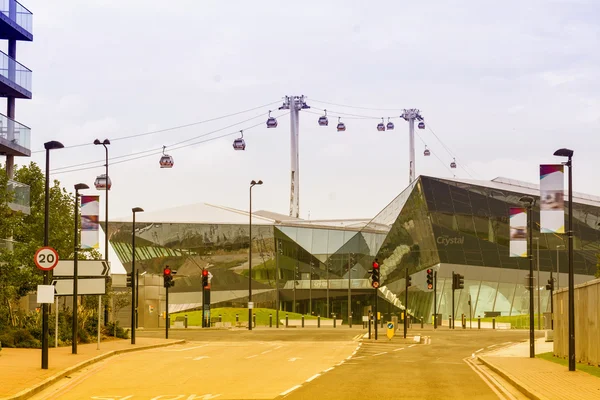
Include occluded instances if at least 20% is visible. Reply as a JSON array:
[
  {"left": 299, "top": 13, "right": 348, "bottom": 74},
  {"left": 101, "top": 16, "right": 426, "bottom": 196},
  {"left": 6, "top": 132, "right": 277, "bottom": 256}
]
[{"left": 109, "top": 176, "right": 599, "bottom": 327}]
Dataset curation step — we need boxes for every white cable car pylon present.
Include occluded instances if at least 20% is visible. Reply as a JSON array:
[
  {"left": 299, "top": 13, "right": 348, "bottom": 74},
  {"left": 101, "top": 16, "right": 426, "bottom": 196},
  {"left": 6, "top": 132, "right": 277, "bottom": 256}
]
[{"left": 400, "top": 109, "right": 425, "bottom": 183}]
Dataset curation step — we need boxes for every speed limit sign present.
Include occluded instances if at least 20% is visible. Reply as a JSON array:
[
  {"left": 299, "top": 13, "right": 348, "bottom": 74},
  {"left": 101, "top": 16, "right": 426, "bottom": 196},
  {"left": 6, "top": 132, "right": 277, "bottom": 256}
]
[{"left": 34, "top": 247, "right": 59, "bottom": 271}]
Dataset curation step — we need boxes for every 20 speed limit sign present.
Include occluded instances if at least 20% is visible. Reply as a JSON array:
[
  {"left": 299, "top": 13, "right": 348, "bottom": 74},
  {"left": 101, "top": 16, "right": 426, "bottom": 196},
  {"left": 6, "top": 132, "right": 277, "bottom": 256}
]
[{"left": 34, "top": 247, "right": 59, "bottom": 271}]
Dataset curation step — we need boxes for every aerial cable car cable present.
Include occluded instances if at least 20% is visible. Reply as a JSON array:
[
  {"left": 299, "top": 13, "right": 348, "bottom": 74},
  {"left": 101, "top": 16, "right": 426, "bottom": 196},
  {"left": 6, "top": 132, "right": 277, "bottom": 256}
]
[
  {"left": 50, "top": 112, "right": 272, "bottom": 172},
  {"left": 310, "top": 99, "right": 404, "bottom": 112},
  {"left": 52, "top": 112, "right": 290, "bottom": 175},
  {"left": 32, "top": 100, "right": 282, "bottom": 153}
]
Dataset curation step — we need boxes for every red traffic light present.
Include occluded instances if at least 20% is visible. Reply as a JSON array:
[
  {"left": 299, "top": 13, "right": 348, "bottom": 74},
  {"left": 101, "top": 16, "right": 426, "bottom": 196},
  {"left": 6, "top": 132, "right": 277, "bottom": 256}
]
[
  {"left": 202, "top": 269, "right": 208, "bottom": 276},
  {"left": 372, "top": 261, "right": 379, "bottom": 269},
  {"left": 427, "top": 269, "right": 432, "bottom": 274},
  {"left": 163, "top": 268, "right": 171, "bottom": 275}
]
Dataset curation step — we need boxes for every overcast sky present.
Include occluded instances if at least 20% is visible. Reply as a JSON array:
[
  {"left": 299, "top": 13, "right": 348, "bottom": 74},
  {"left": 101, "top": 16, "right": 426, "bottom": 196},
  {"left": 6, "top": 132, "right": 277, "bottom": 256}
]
[{"left": 4, "top": 0, "right": 599, "bottom": 221}]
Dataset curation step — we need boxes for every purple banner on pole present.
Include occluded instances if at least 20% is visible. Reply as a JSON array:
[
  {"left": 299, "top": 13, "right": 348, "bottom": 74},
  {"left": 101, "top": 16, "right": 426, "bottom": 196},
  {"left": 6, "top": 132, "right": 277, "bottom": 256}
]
[
  {"left": 540, "top": 164, "right": 565, "bottom": 233},
  {"left": 81, "top": 195, "right": 100, "bottom": 249},
  {"left": 509, "top": 207, "right": 527, "bottom": 257}
]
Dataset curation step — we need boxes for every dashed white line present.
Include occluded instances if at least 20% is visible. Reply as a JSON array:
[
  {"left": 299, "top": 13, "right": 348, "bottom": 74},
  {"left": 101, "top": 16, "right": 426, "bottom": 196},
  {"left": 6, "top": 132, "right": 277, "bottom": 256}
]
[
  {"left": 475, "top": 348, "right": 484, "bottom": 353},
  {"left": 393, "top": 348, "right": 405, "bottom": 352},
  {"left": 280, "top": 385, "right": 302, "bottom": 396},
  {"left": 306, "top": 374, "right": 321, "bottom": 383},
  {"left": 274, "top": 346, "right": 283, "bottom": 350},
  {"left": 487, "top": 344, "right": 498, "bottom": 349},
  {"left": 166, "top": 345, "right": 208, "bottom": 352},
  {"left": 351, "top": 351, "right": 357, "bottom": 356},
  {"left": 261, "top": 350, "right": 272, "bottom": 354},
  {"left": 408, "top": 344, "right": 416, "bottom": 348},
  {"left": 323, "top": 367, "right": 335, "bottom": 373},
  {"left": 373, "top": 352, "right": 388, "bottom": 356},
  {"left": 346, "top": 356, "right": 352, "bottom": 360},
  {"left": 193, "top": 356, "right": 209, "bottom": 360},
  {"left": 246, "top": 354, "right": 258, "bottom": 359}
]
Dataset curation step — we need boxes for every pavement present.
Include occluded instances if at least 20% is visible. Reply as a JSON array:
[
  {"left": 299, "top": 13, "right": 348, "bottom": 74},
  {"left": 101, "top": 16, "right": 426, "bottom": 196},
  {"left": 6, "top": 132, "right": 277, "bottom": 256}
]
[
  {"left": 478, "top": 336, "right": 600, "bottom": 400},
  {"left": 0, "top": 337, "right": 184, "bottom": 400}
]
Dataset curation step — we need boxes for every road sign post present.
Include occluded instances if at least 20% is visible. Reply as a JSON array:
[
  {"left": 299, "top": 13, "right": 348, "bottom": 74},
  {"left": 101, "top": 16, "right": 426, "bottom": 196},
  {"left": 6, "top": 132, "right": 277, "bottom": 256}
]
[
  {"left": 35, "top": 246, "right": 58, "bottom": 371},
  {"left": 51, "top": 278, "right": 107, "bottom": 296}
]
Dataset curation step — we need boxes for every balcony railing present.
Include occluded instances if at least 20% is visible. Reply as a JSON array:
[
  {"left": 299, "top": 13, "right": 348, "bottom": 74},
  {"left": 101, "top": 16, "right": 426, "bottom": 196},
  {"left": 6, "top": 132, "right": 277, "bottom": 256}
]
[
  {"left": 0, "top": 0, "right": 32, "bottom": 35},
  {"left": 0, "top": 112, "right": 30, "bottom": 152},
  {"left": 0, "top": 50, "right": 31, "bottom": 94},
  {"left": 7, "top": 179, "right": 30, "bottom": 214}
]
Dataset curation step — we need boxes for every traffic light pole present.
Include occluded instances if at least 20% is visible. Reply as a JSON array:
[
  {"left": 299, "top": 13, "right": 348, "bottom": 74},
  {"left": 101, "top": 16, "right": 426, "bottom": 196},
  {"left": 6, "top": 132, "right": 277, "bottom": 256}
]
[
  {"left": 451, "top": 271, "right": 455, "bottom": 330},
  {"left": 404, "top": 268, "right": 408, "bottom": 339},
  {"left": 165, "top": 285, "right": 169, "bottom": 339},
  {"left": 374, "top": 287, "right": 378, "bottom": 340},
  {"left": 433, "top": 271, "right": 437, "bottom": 329}
]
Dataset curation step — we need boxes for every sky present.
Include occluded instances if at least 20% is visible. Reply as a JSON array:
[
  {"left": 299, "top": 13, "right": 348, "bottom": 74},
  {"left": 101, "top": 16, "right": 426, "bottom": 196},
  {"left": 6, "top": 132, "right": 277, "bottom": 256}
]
[{"left": 3, "top": 0, "right": 600, "bottom": 221}]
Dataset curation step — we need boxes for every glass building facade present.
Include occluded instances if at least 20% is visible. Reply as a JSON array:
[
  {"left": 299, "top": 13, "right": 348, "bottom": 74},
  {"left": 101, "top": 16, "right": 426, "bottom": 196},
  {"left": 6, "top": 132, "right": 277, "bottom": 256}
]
[{"left": 109, "top": 176, "right": 600, "bottom": 326}]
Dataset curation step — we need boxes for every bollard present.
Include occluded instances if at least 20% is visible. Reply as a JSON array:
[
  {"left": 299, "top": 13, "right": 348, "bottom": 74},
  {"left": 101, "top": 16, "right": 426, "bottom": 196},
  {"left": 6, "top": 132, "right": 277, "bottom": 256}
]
[
  {"left": 492, "top": 318, "right": 496, "bottom": 330},
  {"left": 184, "top": 314, "right": 188, "bottom": 329},
  {"left": 269, "top": 314, "right": 272, "bottom": 328},
  {"left": 333, "top": 314, "right": 336, "bottom": 328},
  {"left": 349, "top": 312, "right": 352, "bottom": 328},
  {"left": 421, "top": 317, "right": 424, "bottom": 328},
  {"left": 317, "top": 315, "right": 320, "bottom": 328},
  {"left": 236, "top": 314, "right": 239, "bottom": 323},
  {"left": 302, "top": 315, "right": 305, "bottom": 328},
  {"left": 462, "top": 314, "right": 466, "bottom": 329},
  {"left": 478, "top": 317, "right": 481, "bottom": 329},
  {"left": 286, "top": 314, "right": 289, "bottom": 327},
  {"left": 381, "top": 318, "right": 384, "bottom": 329},
  {"left": 219, "top": 314, "right": 222, "bottom": 323},
  {"left": 253, "top": 313, "right": 256, "bottom": 328},
  {"left": 449, "top": 316, "right": 452, "bottom": 329}
]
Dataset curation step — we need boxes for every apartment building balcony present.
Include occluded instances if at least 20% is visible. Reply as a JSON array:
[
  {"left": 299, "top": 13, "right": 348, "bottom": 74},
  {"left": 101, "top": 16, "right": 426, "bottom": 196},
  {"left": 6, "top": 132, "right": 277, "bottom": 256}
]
[
  {"left": 0, "top": 0, "right": 32, "bottom": 41},
  {"left": 0, "top": 112, "right": 30, "bottom": 156},
  {"left": 0, "top": 50, "right": 31, "bottom": 98},
  {"left": 7, "top": 179, "right": 29, "bottom": 214}
]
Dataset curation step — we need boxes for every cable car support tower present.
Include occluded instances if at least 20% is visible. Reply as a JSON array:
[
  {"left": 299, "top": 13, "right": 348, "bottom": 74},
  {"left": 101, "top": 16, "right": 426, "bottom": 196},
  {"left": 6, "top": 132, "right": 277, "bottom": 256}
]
[
  {"left": 400, "top": 109, "right": 424, "bottom": 184},
  {"left": 279, "top": 95, "right": 310, "bottom": 218}
]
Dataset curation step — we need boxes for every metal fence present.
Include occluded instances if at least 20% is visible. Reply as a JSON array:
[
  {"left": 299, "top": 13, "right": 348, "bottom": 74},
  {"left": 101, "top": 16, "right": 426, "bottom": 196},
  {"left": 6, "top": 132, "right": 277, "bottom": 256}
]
[{"left": 554, "top": 277, "right": 600, "bottom": 366}]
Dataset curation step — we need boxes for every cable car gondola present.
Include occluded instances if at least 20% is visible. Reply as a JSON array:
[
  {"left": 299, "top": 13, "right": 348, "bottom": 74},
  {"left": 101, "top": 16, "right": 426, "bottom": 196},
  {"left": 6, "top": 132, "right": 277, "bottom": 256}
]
[
  {"left": 94, "top": 174, "right": 111, "bottom": 190},
  {"left": 266, "top": 110, "right": 278, "bottom": 128},
  {"left": 336, "top": 117, "right": 346, "bottom": 132},
  {"left": 377, "top": 117, "right": 386, "bottom": 132},
  {"left": 424, "top": 146, "right": 430, "bottom": 156},
  {"left": 450, "top": 157, "right": 457, "bottom": 168},
  {"left": 386, "top": 117, "right": 394, "bottom": 130},
  {"left": 418, "top": 121, "right": 425, "bottom": 129},
  {"left": 318, "top": 109, "right": 328, "bottom": 126},
  {"left": 233, "top": 130, "right": 246, "bottom": 150},
  {"left": 159, "top": 146, "right": 174, "bottom": 168}
]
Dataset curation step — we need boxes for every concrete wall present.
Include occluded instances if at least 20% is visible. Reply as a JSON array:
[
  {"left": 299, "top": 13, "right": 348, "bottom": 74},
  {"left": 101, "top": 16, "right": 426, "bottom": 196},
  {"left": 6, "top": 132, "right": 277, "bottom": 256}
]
[{"left": 554, "top": 277, "right": 600, "bottom": 366}]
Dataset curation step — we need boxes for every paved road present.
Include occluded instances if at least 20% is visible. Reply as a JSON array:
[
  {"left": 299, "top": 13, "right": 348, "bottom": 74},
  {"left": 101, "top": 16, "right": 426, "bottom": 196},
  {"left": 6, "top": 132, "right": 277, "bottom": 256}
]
[
  {"left": 31, "top": 327, "right": 537, "bottom": 400},
  {"left": 283, "top": 327, "right": 533, "bottom": 400}
]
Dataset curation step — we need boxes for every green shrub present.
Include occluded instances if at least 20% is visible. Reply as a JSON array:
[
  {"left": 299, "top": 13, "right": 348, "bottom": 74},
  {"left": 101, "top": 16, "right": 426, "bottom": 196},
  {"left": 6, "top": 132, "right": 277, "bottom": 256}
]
[{"left": 104, "top": 322, "right": 129, "bottom": 339}]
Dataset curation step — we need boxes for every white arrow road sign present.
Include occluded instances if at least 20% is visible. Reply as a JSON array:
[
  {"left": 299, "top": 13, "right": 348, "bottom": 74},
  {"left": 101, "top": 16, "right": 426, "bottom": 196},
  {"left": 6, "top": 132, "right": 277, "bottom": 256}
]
[
  {"left": 53, "top": 260, "right": 110, "bottom": 277},
  {"left": 52, "top": 278, "right": 106, "bottom": 296}
]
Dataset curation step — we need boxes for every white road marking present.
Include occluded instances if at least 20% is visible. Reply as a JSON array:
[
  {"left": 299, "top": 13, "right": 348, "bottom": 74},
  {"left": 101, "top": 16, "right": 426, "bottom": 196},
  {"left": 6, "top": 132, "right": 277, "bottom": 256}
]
[
  {"left": 306, "top": 374, "right": 321, "bottom": 382},
  {"left": 246, "top": 354, "right": 258, "bottom": 359},
  {"left": 166, "top": 345, "right": 208, "bottom": 352},
  {"left": 323, "top": 367, "right": 335, "bottom": 372},
  {"left": 408, "top": 344, "right": 416, "bottom": 348},
  {"left": 288, "top": 357, "right": 302, "bottom": 362},
  {"left": 261, "top": 350, "right": 272, "bottom": 354},
  {"left": 336, "top": 361, "right": 345, "bottom": 366},
  {"left": 351, "top": 351, "right": 357, "bottom": 356},
  {"left": 464, "top": 357, "right": 516, "bottom": 400},
  {"left": 488, "top": 344, "right": 498, "bottom": 349},
  {"left": 353, "top": 356, "right": 365, "bottom": 359},
  {"left": 501, "top": 341, "right": 512, "bottom": 345},
  {"left": 362, "top": 333, "right": 369, "bottom": 338},
  {"left": 280, "top": 385, "right": 302, "bottom": 396},
  {"left": 193, "top": 356, "right": 210, "bottom": 360},
  {"left": 373, "top": 352, "right": 388, "bottom": 356},
  {"left": 274, "top": 346, "right": 283, "bottom": 350},
  {"left": 393, "top": 348, "right": 404, "bottom": 352},
  {"left": 475, "top": 348, "right": 484, "bottom": 353}
]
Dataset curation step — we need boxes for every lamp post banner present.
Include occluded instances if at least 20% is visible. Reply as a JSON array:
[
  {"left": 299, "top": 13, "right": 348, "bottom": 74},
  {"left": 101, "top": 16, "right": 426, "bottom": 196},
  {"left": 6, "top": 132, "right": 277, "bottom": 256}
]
[
  {"left": 540, "top": 164, "right": 565, "bottom": 234},
  {"left": 509, "top": 207, "right": 528, "bottom": 257},
  {"left": 81, "top": 195, "right": 100, "bottom": 249}
]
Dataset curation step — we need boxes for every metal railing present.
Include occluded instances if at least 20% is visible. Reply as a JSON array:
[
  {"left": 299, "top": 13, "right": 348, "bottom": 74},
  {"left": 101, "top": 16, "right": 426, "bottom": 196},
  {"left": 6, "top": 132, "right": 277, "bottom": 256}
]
[
  {"left": 0, "top": 50, "right": 31, "bottom": 92},
  {"left": 0, "top": 0, "right": 33, "bottom": 34},
  {"left": 7, "top": 179, "right": 30, "bottom": 214},
  {"left": 0, "top": 112, "right": 30, "bottom": 150}
]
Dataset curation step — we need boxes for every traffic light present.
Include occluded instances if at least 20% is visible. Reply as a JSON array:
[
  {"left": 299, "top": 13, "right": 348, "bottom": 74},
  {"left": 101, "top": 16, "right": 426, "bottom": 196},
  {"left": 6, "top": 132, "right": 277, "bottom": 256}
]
[
  {"left": 126, "top": 273, "right": 132, "bottom": 288},
  {"left": 406, "top": 274, "right": 412, "bottom": 288},
  {"left": 163, "top": 266, "right": 174, "bottom": 288},
  {"left": 546, "top": 278, "right": 554, "bottom": 291},
  {"left": 371, "top": 259, "right": 380, "bottom": 288},
  {"left": 426, "top": 269, "right": 433, "bottom": 290},
  {"left": 202, "top": 269, "right": 209, "bottom": 288},
  {"left": 457, "top": 274, "right": 464, "bottom": 290}
]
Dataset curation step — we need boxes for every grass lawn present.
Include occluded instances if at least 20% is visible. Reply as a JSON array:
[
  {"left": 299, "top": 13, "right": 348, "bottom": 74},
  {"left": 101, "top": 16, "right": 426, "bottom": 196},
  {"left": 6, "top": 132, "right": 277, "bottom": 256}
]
[
  {"left": 171, "top": 307, "right": 329, "bottom": 326},
  {"left": 466, "top": 314, "right": 547, "bottom": 329},
  {"left": 538, "top": 352, "right": 600, "bottom": 378}
]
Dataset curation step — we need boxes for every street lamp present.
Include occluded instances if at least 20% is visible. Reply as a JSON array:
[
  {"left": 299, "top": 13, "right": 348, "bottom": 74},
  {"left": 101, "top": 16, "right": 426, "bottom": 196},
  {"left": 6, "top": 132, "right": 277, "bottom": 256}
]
[
  {"left": 93, "top": 138, "right": 110, "bottom": 326},
  {"left": 72, "top": 183, "right": 89, "bottom": 355},
  {"left": 131, "top": 207, "right": 144, "bottom": 344},
  {"left": 554, "top": 147, "right": 574, "bottom": 371},
  {"left": 248, "top": 179, "right": 262, "bottom": 331},
  {"left": 519, "top": 195, "right": 535, "bottom": 359},
  {"left": 42, "top": 140, "right": 64, "bottom": 370},
  {"left": 556, "top": 244, "right": 565, "bottom": 291}
]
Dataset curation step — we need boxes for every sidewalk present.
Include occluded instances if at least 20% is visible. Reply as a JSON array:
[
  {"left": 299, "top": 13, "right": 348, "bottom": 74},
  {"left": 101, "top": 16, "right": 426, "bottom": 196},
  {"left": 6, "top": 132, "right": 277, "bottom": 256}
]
[
  {"left": 479, "top": 338, "right": 600, "bottom": 400},
  {"left": 0, "top": 337, "right": 184, "bottom": 400}
]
